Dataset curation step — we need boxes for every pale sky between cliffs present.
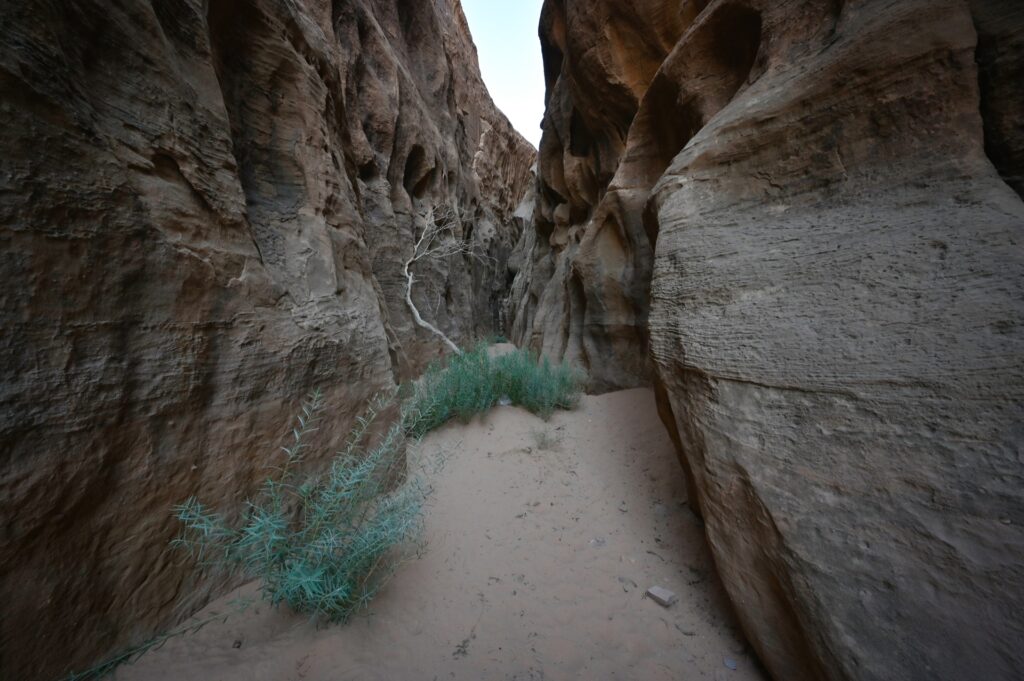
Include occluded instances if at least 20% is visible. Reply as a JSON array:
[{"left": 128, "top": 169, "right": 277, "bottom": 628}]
[{"left": 462, "top": 0, "right": 546, "bottom": 148}]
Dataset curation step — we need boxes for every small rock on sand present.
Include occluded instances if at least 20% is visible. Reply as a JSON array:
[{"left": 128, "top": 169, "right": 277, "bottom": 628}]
[{"left": 646, "top": 586, "right": 678, "bottom": 607}]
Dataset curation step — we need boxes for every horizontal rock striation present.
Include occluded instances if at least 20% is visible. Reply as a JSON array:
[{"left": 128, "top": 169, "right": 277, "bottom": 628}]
[
  {"left": 510, "top": 0, "right": 1024, "bottom": 679},
  {"left": 0, "top": 0, "right": 532, "bottom": 678}
]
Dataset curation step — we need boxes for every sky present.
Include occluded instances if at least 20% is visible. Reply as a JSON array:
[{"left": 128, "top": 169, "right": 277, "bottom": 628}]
[{"left": 461, "top": 0, "right": 546, "bottom": 148}]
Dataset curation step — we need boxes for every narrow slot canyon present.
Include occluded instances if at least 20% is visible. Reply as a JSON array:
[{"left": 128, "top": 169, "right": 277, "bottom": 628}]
[
  {"left": 1, "top": 2, "right": 1022, "bottom": 681},
  {"left": 117, "top": 388, "right": 764, "bottom": 680}
]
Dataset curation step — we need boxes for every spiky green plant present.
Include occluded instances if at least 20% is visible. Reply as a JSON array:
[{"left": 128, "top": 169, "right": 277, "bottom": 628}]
[
  {"left": 67, "top": 345, "right": 579, "bottom": 680},
  {"left": 405, "top": 344, "right": 582, "bottom": 437},
  {"left": 173, "top": 390, "right": 424, "bottom": 623}
]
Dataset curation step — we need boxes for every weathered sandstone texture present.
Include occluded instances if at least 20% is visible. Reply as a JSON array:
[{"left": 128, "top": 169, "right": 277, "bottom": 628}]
[
  {"left": 0, "top": 1, "right": 532, "bottom": 678},
  {"left": 509, "top": 1, "right": 1024, "bottom": 680}
]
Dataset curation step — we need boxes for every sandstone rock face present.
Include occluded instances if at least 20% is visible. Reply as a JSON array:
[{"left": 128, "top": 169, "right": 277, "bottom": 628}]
[
  {"left": 507, "top": 0, "right": 689, "bottom": 392},
  {"left": 511, "top": 1, "right": 1024, "bottom": 679},
  {"left": 0, "top": 1, "right": 532, "bottom": 678}
]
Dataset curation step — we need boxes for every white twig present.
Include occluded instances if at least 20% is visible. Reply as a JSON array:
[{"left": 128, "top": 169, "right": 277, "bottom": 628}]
[{"left": 404, "top": 206, "right": 489, "bottom": 356}]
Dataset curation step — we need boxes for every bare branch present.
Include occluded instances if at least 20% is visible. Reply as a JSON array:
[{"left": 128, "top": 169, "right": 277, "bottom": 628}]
[{"left": 404, "top": 205, "right": 488, "bottom": 355}]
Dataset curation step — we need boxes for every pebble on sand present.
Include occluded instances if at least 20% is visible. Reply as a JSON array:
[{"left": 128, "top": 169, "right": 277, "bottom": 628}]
[{"left": 646, "top": 586, "right": 678, "bottom": 607}]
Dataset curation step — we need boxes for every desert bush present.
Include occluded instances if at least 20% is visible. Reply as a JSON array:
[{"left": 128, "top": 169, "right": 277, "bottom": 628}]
[
  {"left": 172, "top": 345, "right": 579, "bottom": 624},
  {"left": 173, "top": 390, "right": 424, "bottom": 623},
  {"left": 492, "top": 346, "right": 581, "bottom": 417},
  {"left": 70, "top": 346, "right": 580, "bottom": 679},
  {"left": 405, "top": 345, "right": 581, "bottom": 437}
]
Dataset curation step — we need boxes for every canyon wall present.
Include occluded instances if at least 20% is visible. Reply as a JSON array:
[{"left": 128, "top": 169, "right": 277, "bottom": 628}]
[
  {"left": 0, "top": 1, "right": 533, "bottom": 678},
  {"left": 510, "top": 1, "right": 1024, "bottom": 679}
]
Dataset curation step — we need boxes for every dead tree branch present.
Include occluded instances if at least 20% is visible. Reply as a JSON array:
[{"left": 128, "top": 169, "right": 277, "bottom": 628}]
[{"left": 403, "top": 205, "right": 491, "bottom": 355}]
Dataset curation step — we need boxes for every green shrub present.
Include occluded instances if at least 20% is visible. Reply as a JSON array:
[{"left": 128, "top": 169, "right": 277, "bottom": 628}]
[
  {"left": 173, "top": 391, "right": 423, "bottom": 623},
  {"left": 172, "top": 346, "right": 578, "bottom": 624},
  {"left": 492, "top": 346, "right": 581, "bottom": 417},
  {"left": 70, "top": 346, "right": 579, "bottom": 679},
  {"left": 405, "top": 345, "right": 581, "bottom": 438}
]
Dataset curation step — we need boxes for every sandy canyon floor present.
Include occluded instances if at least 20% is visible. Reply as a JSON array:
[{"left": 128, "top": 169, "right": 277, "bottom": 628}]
[{"left": 118, "top": 388, "right": 764, "bottom": 681}]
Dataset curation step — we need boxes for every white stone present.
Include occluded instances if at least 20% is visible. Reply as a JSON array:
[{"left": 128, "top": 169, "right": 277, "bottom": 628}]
[{"left": 646, "top": 586, "right": 678, "bottom": 607}]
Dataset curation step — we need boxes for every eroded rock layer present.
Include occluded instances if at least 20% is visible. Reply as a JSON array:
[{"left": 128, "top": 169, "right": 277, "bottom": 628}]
[
  {"left": 0, "top": 1, "right": 532, "bottom": 678},
  {"left": 510, "top": 1, "right": 1024, "bottom": 679}
]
